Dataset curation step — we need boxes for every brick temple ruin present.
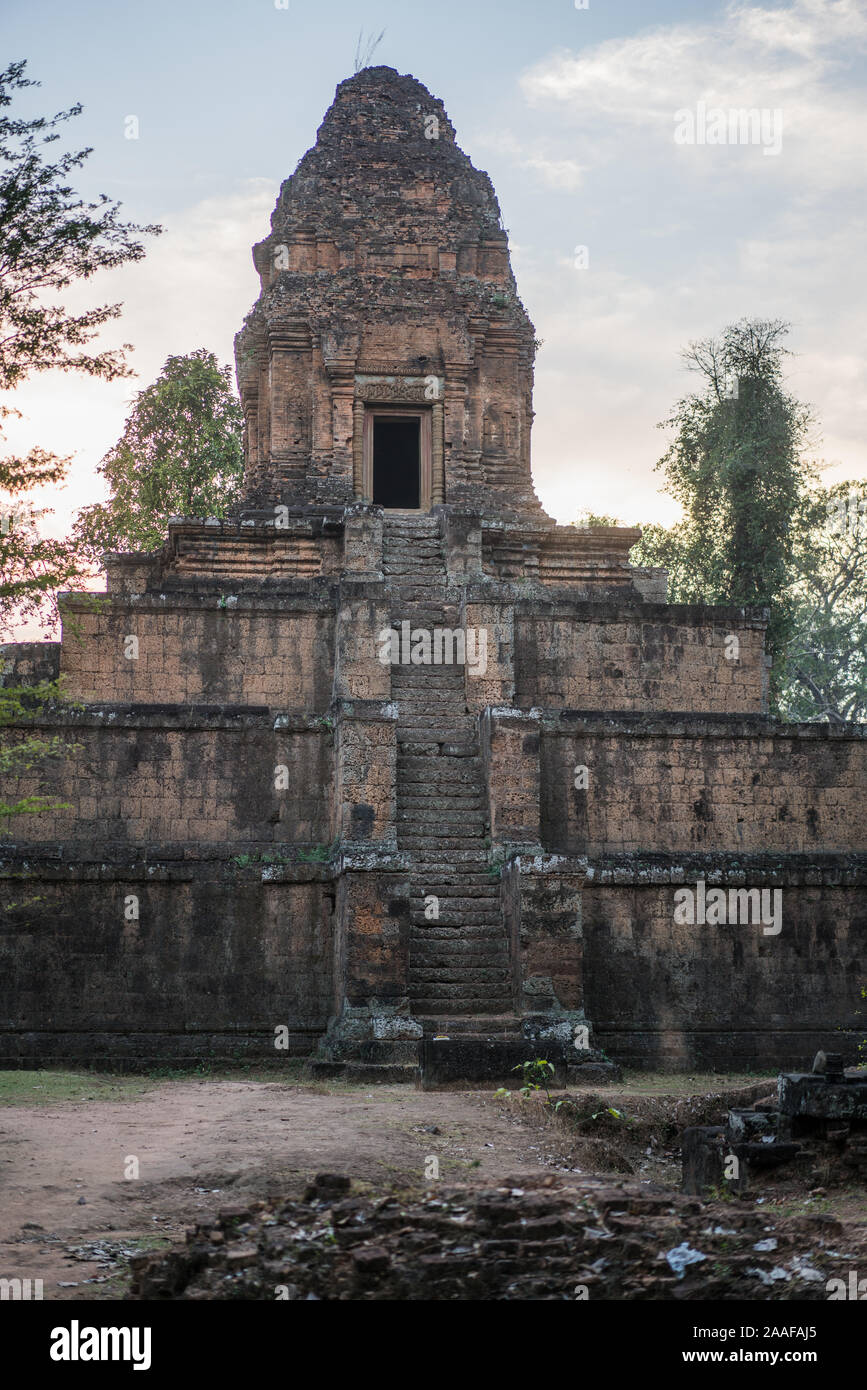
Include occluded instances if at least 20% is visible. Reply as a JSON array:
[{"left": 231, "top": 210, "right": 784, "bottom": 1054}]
[{"left": 1, "top": 67, "right": 865, "bottom": 1076}]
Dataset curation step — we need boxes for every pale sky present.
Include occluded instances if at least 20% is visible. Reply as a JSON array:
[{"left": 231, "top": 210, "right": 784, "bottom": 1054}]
[{"left": 4, "top": 0, "right": 866, "bottom": 637}]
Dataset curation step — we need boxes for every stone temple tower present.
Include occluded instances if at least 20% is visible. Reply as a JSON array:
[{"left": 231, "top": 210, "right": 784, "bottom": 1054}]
[
  {"left": 234, "top": 65, "right": 542, "bottom": 520},
  {"left": 3, "top": 67, "right": 863, "bottom": 1080}
]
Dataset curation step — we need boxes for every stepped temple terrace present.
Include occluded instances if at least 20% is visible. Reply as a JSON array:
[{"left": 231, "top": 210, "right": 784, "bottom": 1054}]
[{"left": 1, "top": 67, "right": 864, "bottom": 1080}]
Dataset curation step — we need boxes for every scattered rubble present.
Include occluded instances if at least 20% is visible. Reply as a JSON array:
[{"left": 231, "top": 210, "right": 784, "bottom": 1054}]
[{"left": 127, "top": 1170, "right": 867, "bottom": 1301}]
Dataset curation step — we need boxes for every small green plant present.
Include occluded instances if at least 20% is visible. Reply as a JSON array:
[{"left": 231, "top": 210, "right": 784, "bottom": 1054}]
[
  {"left": 232, "top": 848, "right": 310, "bottom": 868},
  {"left": 590, "top": 1105, "right": 626, "bottom": 1122},
  {"left": 494, "top": 1059, "right": 563, "bottom": 1111},
  {"left": 487, "top": 847, "right": 507, "bottom": 882},
  {"left": 297, "top": 840, "right": 337, "bottom": 863}
]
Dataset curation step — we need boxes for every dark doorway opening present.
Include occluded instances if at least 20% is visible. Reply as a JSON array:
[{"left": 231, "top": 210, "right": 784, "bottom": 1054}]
[{"left": 372, "top": 416, "right": 421, "bottom": 508}]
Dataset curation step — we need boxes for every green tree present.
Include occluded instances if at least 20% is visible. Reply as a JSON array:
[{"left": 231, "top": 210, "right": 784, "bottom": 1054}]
[
  {"left": 631, "top": 319, "right": 817, "bottom": 706},
  {"left": 0, "top": 58, "right": 160, "bottom": 821},
  {"left": 73, "top": 350, "right": 245, "bottom": 559},
  {"left": 775, "top": 480, "right": 867, "bottom": 723},
  {"left": 1, "top": 451, "right": 83, "bottom": 633},
  {"left": 1, "top": 55, "right": 160, "bottom": 622}
]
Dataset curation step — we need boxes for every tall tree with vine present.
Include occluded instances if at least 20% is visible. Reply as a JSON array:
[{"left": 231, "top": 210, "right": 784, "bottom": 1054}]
[{"left": 632, "top": 319, "right": 817, "bottom": 709}]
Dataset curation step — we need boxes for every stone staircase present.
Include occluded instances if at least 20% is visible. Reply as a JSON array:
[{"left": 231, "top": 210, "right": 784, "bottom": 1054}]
[
  {"left": 312, "top": 513, "right": 615, "bottom": 1085},
  {"left": 383, "top": 514, "right": 516, "bottom": 1027}
]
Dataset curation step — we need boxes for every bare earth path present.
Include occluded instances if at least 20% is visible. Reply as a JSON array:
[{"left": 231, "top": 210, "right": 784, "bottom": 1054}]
[{"left": 0, "top": 1077, "right": 557, "bottom": 1299}]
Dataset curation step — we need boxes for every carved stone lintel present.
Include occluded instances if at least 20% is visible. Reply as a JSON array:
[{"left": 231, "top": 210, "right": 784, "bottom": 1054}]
[{"left": 355, "top": 378, "right": 438, "bottom": 404}]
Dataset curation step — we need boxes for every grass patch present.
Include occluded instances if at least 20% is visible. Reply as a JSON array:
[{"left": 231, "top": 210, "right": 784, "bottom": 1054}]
[
  {"left": 141, "top": 1060, "right": 307, "bottom": 1083},
  {"left": 0, "top": 1070, "right": 157, "bottom": 1106},
  {"left": 611, "top": 1072, "right": 775, "bottom": 1096},
  {"left": 0, "top": 1061, "right": 402, "bottom": 1102}
]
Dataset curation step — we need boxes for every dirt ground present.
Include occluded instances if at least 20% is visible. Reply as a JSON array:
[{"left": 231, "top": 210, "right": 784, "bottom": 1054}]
[
  {"left": 1, "top": 1068, "right": 862, "bottom": 1300},
  {"left": 0, "top": 1070, "right": 564, "bottom": 1298}
]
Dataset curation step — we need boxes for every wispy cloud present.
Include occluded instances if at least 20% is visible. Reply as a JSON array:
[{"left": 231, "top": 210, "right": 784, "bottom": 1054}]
[
  {"left": 473, "top": 129, "right": 587, "bottom": 191},
  {"left": 519, "top": 0, "right": 867, "bottom": 192}
]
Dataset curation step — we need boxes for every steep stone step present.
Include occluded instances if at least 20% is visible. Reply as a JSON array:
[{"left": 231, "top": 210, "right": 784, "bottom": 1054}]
[
  {"left": 399, "top": 761, "right": 482, "bottom": 777},
  {"left": 396, "top": 717, "right": 472, "bottom": 729},
  {"left": 410, "top": 932, "right": 509, "bottom": 951},
  {"left": 383, "top": 572, "right": 443, "bottom": 583},
  {"left": 409, "top": 872, "right": 499, "bottom": 885},
  {"left": 401, "top": 810, "right": 485, "bottom": 826},
  {"left": 410, "top": 949, "right": 510, "bottom": 968},
  {"left": 388, "top": 613, "right": 462, "bottom": 626},
  {"left": 399, "top": 829, "right": 486, "bottom": 844},
  {"left": 397, "top": 730, "right": 477, "bottom": 745},
  {"left": 398, "top": 751, "right": 480, "bottom": 766},
  {"left": 400, "top": 788, "right": 483, "bottom": 803},
  {"left": 392, "top": 670, "right": 465, "bottom": 684},
  {"left": 397, "top": 695, "right": 469, "bottom": 706},
  {"left": 394, "top": 698, "right": 467, "bottom": 711},
  {"left": 413, "top": 997, "right": 514, "bottom": 1017},
  {"left": 418, "top": 1015, "right": 523, "bottom": 1037},
  {"left": 409, "top": 970, "right": 512, "bottom": 988},
  {"left": 399, "top": 781, "right": 482, "bottom": 796},
  {"left": 401, "top": 827, "right": 487, "bottom": 842},
  {"left": 409, "top": 942, "right": 508, "bottom": 959},
  {"left": 387, "top": 583, "right": 447, "bottom": 592},
  {"left": 396, "top": 719, "right": 476, "bottom": 732},
  {"left": 399, "top": 751, "right": 481, "bottom": 763},
  {"left": 414, "top": 939, "right": 508, "bottom": 961},
  {"left": 411, "top": 965, "right": 510, "bottom": 982},
  {"left": 411, "top": 982, "right": 513, "bottom": 1000},
  {"left": 391, "top": 668, "right": 465, "bottom": 683},
  {"left": 410, "top": 883, "right": 500, "bottom": 896},
  {"left": 394, "top": 681, "right": 466, "bottom": 690},
  {"left": 411, "top": 961, "right": 509, "bottom": 977},
  {"left": 384, "top": 544, "right": 442, "bottom": 554},
  {"left": 411, "top": 902, "right": 501, "bottom": 915},
  {"left": 383, "top": 540, "right": 442, "bottom": 552},
  {"left": 411, "top": 911, "right": 504, "bottom": 924},
  {"left": 383, "top": 561, "right": 443, "bottom": 573},
  {"left": 406, "top": 851, "right": 489, "bottom": 865},
  {"left": 410, "top": 900, "right": 501, "bottom": 915},
  {"left": 394, "top": 698, "right": 469, "bottom": 714},
  {"left": 409, "top": 857, "right": 492, "bottom": 869},
  {"left": 410, "top": 890, "right": 501, "bottom": 904},
  {"left": 395, "top": 705, "right": 468, "bottom": 715},
  {"left": 400, "top": 817, "right": 489, "bottom": 828},
  {"left": 410, "top": 916, "right": 503, "bottom": 932},
  {"left": 397, "top": 834, "right": 489, "bottom": 845},
  {"left": 409, "top": 875, "right": 493, "bottom": 887},
  {"left": 397, "top": 747, "right": 478, "bottom": 761},
  {"left": 392, "top": 679, "right": 467, "bottom": 693}
]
